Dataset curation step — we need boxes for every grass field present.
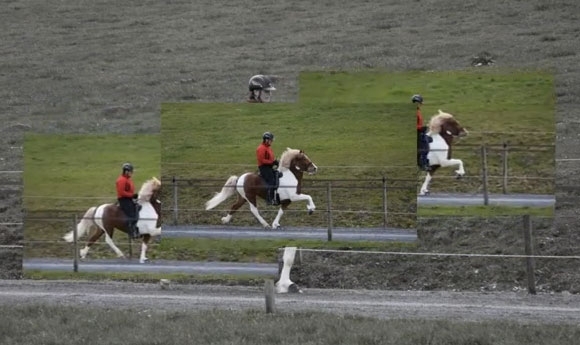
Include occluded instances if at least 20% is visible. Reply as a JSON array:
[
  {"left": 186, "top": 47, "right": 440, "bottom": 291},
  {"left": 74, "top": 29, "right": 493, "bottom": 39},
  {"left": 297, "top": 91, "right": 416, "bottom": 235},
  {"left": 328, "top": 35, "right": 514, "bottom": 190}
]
[
  {"left": 298, "top": 69, "right": 556, "bottom": 196},
  {"left": 2, "top": 304, "right": 579, "bottom": 345}
]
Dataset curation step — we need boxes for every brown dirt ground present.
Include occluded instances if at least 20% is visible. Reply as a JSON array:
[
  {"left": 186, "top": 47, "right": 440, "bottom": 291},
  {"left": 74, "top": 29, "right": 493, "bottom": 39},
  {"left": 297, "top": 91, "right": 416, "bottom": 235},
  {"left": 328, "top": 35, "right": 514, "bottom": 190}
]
[{"left": 1, "top": 0, "right": 579, "bottom": 292}]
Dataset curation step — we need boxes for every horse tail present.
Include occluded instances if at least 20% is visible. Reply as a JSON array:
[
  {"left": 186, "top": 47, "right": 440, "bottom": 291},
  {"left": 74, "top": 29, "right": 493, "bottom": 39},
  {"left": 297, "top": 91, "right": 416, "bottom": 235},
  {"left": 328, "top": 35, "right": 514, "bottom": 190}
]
[
  {"left": 205, "top": 175, "right": 238, "bottom": 210},
  {"left": 63, "top": 206, "right": 97, "bottom": 242}
]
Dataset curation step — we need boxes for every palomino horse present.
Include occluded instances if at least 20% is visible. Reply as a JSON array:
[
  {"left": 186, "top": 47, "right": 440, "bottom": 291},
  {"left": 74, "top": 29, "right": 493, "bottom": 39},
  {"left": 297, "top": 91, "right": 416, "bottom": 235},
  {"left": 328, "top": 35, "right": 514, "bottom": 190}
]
[
  {"left": 205, "top": 148, "right": 318, "bottom": 229},
  {"left": 63, "top": 177, "right": 162, "bottom": 263},
  {"left": 419, "top": 110, "right": 468, "bottom": 196}
]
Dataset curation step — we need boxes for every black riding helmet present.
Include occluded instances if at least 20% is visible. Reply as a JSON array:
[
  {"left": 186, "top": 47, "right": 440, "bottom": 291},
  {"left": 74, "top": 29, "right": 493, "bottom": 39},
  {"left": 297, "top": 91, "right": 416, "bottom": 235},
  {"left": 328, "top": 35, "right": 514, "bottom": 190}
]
[
  {"left": 122, "top": 162, "right": 133, "bottom": 173},
  {"left": 412, "top": 94, "right": 423, "bottom": 104},
  {"left": 262, "top": 132, "right": 274, "bottom": 141}
]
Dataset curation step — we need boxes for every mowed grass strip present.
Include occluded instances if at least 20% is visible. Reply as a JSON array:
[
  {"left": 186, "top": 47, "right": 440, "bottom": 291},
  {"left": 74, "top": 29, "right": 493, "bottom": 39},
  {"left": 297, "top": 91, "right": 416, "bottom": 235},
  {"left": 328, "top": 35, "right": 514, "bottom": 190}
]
[
  {"left": 161, "top": 102, "right": 416, "bottom": 229},
  {"left": 298, "top": 69, "right": 555, "bottom": 194}
]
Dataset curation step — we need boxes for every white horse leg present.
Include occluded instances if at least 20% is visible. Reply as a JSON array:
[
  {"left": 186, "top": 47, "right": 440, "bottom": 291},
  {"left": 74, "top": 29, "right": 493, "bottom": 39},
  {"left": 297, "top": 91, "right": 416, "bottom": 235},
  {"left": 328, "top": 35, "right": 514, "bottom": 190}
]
[
  {"left": 140, "top": 241, "right": 148, "bottom": 264},
  {"left": 289, "top": 194, "right": 316, "bottom": 214},
  {"left": 80, "top": 246, "right": 90, "bottom": 260},
  {"left": 272, "top": 208, "right": 284, "bottom": 229},
  {"left": 248, "top": 203, "right": 271, "bottom": 228},
  {"left": 221, "top": 214, "right": 232, "bottom": 224},
  {"left": 419, "top": 173, "right": 432, "bottom": 196},
  {"left": 440, "top": 158, "right": 465, "bottom": 176},
  {"left": 102, "top": 231, "right": 125, "bottom": 258}
]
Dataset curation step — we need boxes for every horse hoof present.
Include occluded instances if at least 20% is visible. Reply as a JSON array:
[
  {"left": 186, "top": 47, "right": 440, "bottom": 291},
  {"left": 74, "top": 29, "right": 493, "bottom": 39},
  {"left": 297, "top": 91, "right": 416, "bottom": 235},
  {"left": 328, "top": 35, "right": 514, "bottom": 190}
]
[
  {"left": 455, "top": 174, "right": 464, "bottom": 180},
  {"left": 140, "top": 258, "right": 149, "bottom": 264},
  {"left": 308, "top": 209, "right": 314, "bottom": 215}
]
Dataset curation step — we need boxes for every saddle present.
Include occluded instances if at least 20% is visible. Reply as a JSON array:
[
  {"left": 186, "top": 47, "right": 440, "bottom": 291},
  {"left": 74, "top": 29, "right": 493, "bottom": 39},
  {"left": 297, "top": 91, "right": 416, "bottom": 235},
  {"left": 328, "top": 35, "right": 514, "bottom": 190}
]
[
  {"left": 258, "top": 169, "right": 283, "bottom": 189},
  {"left": 114, "top": 199, "right": 142, "bottom": 221}
]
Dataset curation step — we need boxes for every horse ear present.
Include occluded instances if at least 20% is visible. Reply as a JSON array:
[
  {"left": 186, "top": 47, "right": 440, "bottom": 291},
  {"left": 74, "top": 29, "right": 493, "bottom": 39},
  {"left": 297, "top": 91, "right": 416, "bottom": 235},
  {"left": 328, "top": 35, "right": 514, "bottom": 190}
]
[{"left": 438, "top": 109, "right": 443, "bottom": 114}]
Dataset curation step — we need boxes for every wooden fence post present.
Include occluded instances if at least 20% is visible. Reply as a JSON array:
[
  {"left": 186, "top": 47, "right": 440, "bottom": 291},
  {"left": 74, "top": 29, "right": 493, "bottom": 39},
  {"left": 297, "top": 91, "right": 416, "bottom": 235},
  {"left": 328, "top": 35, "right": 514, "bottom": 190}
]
[
  {"left": 172, "top": 176, "right": 178, "bottom": 225},
  {"left": 73, "top": 214, "right": 78, "bottom": 273},
  {"left": 382, "top": 176, "right": 388, "bottom": 229},
  {"left": 502, "top": 142, "right": 508, "bottom": 194},
  {"left": 326, "top": 182, "right": 333, "bottom": 242},
  {"left": 522, "top": 214, "right": 537, "bottom": 295},
  {"left": 481, "top": 145, "right": 489, "bottom": 206},
  {"left": 264, "top": 279, "right": 275, "bottom": 313}
]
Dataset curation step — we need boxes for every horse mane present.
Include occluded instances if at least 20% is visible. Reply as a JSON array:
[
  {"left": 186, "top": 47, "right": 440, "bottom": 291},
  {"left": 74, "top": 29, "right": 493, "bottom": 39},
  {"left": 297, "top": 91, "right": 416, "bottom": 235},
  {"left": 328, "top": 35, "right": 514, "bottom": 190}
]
[
  {"left": 279, "top": 148, "right": 302, "bottom": 169},
  {"left": 428, "top": 109, "right": 455, "bottom": 134},
  {"left": 137, "top": 177, "right": 161, "bottom": 202}
]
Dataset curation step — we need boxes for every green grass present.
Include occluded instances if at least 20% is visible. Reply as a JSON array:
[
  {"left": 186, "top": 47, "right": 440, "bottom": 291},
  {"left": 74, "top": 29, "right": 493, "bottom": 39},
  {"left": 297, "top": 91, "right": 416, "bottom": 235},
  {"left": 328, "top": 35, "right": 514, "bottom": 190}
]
[
  {"left": 298, "top": 70, "right": 556, "bottom": 195},
  {"left": 2, "top": 304, "right": 579, "bottom": 345},
  {"left": 23, "top": 270, "right": 272, "bottom": 286},
  {"left": 161, "top": 101, "right": 416, "bottom": 229},
  {"left": 161, "top": 102, "right": 414, "bottom": 178},
  {"left": 418, "top": 205, "right": 555, "bottom": 217},
  {"left": 23, "top": 133, "right": 161, "bottom": 211},
  {"left": 27, "top": 234, "right": 416, "bottom": 262}
]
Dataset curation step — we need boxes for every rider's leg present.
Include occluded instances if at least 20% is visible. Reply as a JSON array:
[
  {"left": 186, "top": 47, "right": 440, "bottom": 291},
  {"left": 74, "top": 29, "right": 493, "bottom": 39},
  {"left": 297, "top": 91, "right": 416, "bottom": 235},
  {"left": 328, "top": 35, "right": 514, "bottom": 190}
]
[{"left": 120, "top": 198, "right": 139, "bottom": 239}]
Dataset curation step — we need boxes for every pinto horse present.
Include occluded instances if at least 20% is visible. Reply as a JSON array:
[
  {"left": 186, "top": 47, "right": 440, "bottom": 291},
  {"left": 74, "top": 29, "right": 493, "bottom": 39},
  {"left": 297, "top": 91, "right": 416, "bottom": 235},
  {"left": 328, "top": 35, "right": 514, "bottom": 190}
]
[
  {"left": 63, "top": 177, "right": 162, "bottom": 263},
  {"left": 205, "top": 148, "right": 318, "bottom": 229},
  {"left": 419, "top": 110, "right": 468, "bottom": 196}
]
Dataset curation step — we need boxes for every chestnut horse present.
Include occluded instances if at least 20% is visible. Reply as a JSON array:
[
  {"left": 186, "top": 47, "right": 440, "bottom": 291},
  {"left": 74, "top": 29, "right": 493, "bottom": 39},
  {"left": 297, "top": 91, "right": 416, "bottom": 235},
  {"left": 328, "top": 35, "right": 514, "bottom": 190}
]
[
  {"left": 63, "top": 177, "right": 162, "bottom": 263},
  {"left": 205, "top": 148, "right": 318, "bottom": 229},
  {"left": 419, "top": 110, "right": 468, "bottom": 195}
]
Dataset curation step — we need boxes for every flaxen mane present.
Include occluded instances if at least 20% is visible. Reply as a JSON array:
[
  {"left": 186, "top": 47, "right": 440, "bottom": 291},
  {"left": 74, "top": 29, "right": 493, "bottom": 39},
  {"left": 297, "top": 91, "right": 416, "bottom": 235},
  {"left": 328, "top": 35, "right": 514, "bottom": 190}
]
[
  {"left": 428, "top": 110, "right": 455, "bottom": 134},
  {"left": 137, "top": 177, "right": 161, "bottom": 202},
  {"left": 278, "top": 148, "right": 302, "bottom": 169}
]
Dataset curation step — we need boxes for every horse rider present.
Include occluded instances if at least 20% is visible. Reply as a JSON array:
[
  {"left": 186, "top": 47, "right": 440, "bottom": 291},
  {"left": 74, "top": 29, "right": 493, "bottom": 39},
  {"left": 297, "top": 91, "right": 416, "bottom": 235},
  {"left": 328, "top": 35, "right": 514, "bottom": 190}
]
[
  {"left": 247, "top": 74, "right": 276, "bottom": 103},
  {"left": 256, "top": 131, "right": 280, "bottom": 205},
  {"left": 116, "top": 162, "right": 140, "bottom": 239},
  {"left": 413, "top": 94, "right": 431, "bottom": 171}
]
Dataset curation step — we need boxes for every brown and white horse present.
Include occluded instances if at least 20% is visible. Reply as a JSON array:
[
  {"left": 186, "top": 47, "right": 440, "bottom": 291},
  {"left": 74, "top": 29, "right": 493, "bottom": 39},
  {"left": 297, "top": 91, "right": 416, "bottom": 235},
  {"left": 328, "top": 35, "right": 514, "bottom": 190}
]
[
  {"left": 205, "top": 148, "right": 318, "bottom": 229},
  {"left": 63, "top": 177, "right": 162, "bottom": 263},
  {"left": 419, "top": 110, "right": 468, "bottom": 195}
]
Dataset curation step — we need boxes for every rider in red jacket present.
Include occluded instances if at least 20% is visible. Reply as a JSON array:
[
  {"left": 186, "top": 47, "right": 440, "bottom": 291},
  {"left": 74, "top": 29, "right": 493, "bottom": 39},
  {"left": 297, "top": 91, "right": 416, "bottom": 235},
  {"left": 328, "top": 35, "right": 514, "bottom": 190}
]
[
  {"left": 413, "top": 94, "right": 430, "bottom": 171},
  {"left": 256, "top": 132, "right": 280, "bottom": 205},
  {"left": 116, "top": 163, "right": 140, "bottom": 239}
]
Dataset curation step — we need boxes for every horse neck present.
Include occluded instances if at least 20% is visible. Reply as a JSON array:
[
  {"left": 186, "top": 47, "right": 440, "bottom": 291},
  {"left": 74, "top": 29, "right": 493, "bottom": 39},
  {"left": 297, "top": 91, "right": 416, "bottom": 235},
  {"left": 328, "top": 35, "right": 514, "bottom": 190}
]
[{"left": 440, "top": 132, "right": 454, "bottom": 147}]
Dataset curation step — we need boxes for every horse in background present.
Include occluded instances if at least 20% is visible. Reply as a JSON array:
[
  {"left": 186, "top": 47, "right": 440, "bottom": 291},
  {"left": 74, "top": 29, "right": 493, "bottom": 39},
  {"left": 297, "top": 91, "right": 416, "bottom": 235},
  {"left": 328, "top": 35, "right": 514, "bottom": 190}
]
[
  {"left": 63, "top": 177, "right": 162, "bottom": 263},
  {"left": 205, "top": 148, "right": 318, "bottom": 229},
  {"left": 419, "top": 110, "right": 468, "bottom": 195}
]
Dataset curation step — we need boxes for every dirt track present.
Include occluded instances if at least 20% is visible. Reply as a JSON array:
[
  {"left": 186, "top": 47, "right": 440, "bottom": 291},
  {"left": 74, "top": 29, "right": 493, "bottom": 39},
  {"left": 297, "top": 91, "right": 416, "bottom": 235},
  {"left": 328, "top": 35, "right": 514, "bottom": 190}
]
[
  {"left": 2, "top": 0, "right": 580, "bottom": 312},
  {"left": 1, "top": 279, "right": 579, "bottom": 325}
]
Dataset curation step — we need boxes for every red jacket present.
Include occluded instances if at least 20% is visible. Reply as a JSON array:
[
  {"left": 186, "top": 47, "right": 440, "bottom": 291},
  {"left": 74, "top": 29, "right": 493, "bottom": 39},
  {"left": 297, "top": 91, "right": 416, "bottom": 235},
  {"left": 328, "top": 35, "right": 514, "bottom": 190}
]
[
  {"left": 116, "top": 174, "right": 135, "bottom": 198},
  {"left": 416, "top": 108, "right": 423, "bottom": 130},
  {"left": 256, "top": 142, "right": 275, "bottom": 166}
]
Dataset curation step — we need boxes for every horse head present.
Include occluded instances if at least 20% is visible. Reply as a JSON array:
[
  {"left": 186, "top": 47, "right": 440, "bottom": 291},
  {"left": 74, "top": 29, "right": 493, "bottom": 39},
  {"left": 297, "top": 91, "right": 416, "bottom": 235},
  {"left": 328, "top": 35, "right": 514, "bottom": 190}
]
[
  {"left": 279, "top": 148, "right": 318, "bottom": 176},
  {"left": 429, "top": 110, "right": 468, "bottom": 142}
]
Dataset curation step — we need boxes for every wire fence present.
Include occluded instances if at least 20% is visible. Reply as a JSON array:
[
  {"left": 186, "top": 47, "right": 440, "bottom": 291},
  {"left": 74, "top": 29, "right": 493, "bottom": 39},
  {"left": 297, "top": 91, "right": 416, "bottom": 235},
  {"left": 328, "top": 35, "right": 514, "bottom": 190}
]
[
  {"left": 162, "top": 176, "right": 417, "bottom": 231},
  {"left": 7, "top": 213, "right": 577, "bottom": 295}
]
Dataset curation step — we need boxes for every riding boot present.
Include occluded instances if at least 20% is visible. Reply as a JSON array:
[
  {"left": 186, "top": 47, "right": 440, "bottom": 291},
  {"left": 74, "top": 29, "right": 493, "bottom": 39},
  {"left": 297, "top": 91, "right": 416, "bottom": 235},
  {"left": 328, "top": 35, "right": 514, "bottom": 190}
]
[{"left": 128, "top": 221, "right": 140, "bottom": 239}]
